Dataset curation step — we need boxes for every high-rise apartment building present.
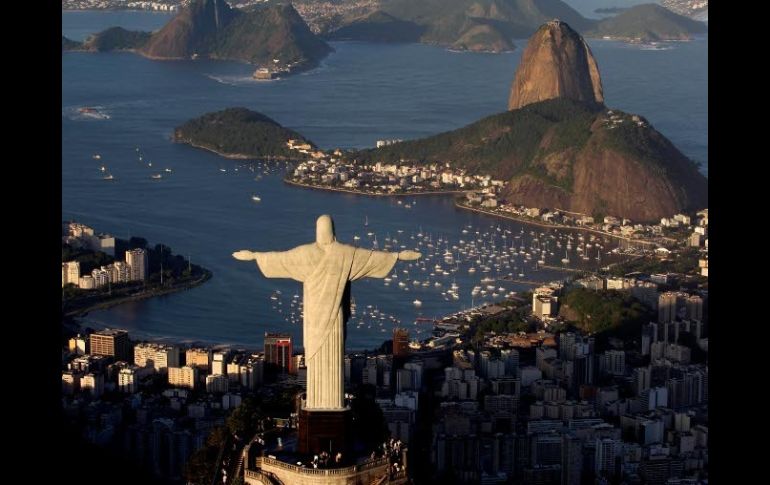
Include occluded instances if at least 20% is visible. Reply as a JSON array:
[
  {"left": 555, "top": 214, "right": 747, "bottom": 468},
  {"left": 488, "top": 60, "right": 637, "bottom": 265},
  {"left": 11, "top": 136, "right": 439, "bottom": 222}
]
[
  {"left": 62, "top": 261, "right": 80, "bottom": 287},
  {"left": 594, "top": 438, "right": 620, "bottom": 477},
  {"left": 185, "top": 348, "right": 212, "bottom": 371},
  {"left": 685, "top": 295, "right": 704, "bottom": 322},
  {"left": 264, "top": 333, "right": 293, "bottom": 373},
  {"left": 393, "top": 328, "right": 410, "bottom": 358},
  {"left": 134, "top": 342, "right": 179, "bottom": 372},
  {"left": 125, "top": 248, "right": 148, "bottom": 281},
  {"left": 90, "top": 329, "right": 130, "bottom": 361},
  {"left": 658, "top": 292, "right": 679, "bottom": 323},
  {"left": 168, "top": 366, "right": 198, "bottom": 390}
]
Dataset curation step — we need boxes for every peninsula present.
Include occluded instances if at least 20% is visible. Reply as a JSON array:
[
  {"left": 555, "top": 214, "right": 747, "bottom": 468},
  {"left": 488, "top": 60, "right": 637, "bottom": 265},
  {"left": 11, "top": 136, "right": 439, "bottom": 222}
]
[
  {"left": 587, "top": 3, "right": 707, "bottom": 42},
  {"left": 62, "top": 222, "right": 212, "bottom": 316},
  {"left": 349, "top": 20, "right": 707, "bottom": 223}
]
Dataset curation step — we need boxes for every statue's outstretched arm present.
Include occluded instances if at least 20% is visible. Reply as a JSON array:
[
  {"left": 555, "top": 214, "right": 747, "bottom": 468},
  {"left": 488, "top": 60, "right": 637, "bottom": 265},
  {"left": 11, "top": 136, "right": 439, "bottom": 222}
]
[
  {"left": 232, "top": 250, "right": 257, "bottom": 261},
  {"left": 398, "top": 250, "right": 421, "bottom": 261},
  {"left": 233, "top": 245, "right": 316, "bottom": 282}
]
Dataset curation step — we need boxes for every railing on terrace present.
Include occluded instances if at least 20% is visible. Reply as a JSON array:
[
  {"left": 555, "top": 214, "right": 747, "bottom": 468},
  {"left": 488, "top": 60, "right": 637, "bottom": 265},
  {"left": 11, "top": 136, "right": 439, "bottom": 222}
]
[{"left": 253, "top": 455, "right": 391, "bottom": 477}]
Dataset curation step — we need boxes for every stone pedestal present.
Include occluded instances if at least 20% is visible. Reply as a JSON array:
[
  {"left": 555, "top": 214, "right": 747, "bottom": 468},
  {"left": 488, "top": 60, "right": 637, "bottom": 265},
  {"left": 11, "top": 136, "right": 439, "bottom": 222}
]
[{"left": 298, "top": 404, "right": 352, "bottom": 456}]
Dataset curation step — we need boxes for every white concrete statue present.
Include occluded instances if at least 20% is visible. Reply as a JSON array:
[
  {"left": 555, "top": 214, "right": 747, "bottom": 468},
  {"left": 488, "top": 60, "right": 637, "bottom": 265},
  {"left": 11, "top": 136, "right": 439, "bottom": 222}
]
[{"left": 233, "top": 215, "right": 420, "bottom": 410}]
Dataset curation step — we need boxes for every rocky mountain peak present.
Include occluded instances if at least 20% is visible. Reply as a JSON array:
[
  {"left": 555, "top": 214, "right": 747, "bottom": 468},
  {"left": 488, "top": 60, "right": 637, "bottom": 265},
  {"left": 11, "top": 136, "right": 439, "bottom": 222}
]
[{"left": 508, "top": 19, "right": 604, "bottom": 110}]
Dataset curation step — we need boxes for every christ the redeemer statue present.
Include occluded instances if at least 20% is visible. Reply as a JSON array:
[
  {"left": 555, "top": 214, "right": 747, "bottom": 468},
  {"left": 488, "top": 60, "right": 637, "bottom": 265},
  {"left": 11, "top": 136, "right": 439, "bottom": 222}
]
[{"left": 233, "top": 214, "right": 420, "bottom": 410}]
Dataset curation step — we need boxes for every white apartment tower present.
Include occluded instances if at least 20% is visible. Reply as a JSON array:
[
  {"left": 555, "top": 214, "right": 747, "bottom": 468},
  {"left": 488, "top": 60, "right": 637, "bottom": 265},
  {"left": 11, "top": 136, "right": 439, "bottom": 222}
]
[{"left": 125, "top": 248, "right": 148, "bottom": 281}]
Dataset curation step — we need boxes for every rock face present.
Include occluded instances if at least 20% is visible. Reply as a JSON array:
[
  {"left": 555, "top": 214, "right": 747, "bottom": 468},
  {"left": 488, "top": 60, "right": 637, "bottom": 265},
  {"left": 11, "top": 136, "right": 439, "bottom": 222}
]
[
  {"left": 508, "top": 20, "right": 603, "bottom": 110},
  {"left": 141, "top": 0, "right": 236, "bottom": 59},
  {"left": 353, "top": 97, "right": 707, "bottom": 222},
  {"left": 139, "top": 0, "right": 331, "bottom": 69},
  {"left": 501, "top": 108, "right": 708, "bottom": 221},
  {"left": 451, "top": 20, "right": 515, "bottom": 52}
]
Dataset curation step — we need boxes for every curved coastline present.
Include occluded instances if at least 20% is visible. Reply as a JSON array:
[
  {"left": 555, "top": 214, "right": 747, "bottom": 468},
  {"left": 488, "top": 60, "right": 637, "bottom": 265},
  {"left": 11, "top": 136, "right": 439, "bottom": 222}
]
[
  {"left": 175, "top": 139, "right": 296, "bottom": 161},
  {"left": 64, "top": 269, "right": 212, "bottom": 317},
  {"left": 283, "top": 177, "right": 472, "bottom": 197},
  {"left": 454, "top": 199, "right": 658, "bottom": 247},
  {"left": 284, "top": 179, "right": 661, "bottom": 247}
]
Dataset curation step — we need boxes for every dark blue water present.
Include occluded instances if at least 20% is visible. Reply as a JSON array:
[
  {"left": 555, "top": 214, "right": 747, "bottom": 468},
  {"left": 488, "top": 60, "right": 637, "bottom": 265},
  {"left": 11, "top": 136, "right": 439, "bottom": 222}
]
[{"left": 62, "top": 11, "right": 707, "bottom": 350}]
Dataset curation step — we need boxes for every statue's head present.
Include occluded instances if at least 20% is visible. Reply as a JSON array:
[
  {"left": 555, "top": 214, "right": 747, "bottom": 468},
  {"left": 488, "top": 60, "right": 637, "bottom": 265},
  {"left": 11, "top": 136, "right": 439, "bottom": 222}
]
[{"left": 316, "top": 214, "right": 336, "bottom": 246}]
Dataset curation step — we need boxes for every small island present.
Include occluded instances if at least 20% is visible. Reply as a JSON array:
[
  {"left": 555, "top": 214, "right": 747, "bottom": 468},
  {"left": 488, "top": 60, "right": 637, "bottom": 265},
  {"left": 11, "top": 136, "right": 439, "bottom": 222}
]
[
  {"left": 62, "top": 222, "right": 212, "bottom": 316},
  {"left": 173, "top": 107, "right": 315, "bottom": 159}
]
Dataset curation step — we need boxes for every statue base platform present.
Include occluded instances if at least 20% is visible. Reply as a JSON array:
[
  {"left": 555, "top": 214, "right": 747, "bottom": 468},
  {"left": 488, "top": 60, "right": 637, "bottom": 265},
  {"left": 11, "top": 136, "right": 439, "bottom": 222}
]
[{"left": 298, "top": 403, "right": 352, "bottom": 456}]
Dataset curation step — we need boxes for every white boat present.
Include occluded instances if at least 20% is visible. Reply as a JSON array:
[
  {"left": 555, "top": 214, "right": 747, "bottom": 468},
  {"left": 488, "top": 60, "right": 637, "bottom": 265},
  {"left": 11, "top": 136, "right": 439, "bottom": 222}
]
[
  {"left": 93, "top": 154, "right": 101, "bottom": 160},
  {"left": 99, "top": 165, "right": 106, "bottom": 172},
  {"left": 164, "top": 168, "right": 173, "bottom": 173},
  {"left": 561, "top": 251, "right": 570, "bottom": 264},
  {"left": 151, "top": 174, "right": 162, "bottom": 179},
  {"left": 103, "top": 174, "right": 114, "bottom": 180},
  {"left": 252, "top": 195, "right": 261, "bottom": 202},
  {"left": 413, "top": 299, "right": 422, "bottom": 307}
]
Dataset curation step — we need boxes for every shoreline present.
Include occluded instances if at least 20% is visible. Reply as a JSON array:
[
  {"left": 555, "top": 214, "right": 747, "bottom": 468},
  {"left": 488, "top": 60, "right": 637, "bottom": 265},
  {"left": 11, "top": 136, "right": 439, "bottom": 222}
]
[
  {"left": 64, "top": 43, "right": 324, "bottom": 79},
  {"left": 454, "top": 200, "right": 657, "bottom": 247},
  {"left": 175, "top": 139, "right": 296, "bottom": 161},
  {"left": 587, "top": 35, "right": 697, "bottom": 44},
  {"left": 284, "top": 180, "right": 661, "bottom": 248},
  {"left": 284, "top": 178, "right": 473, "bottom": 198},
  {"left": 64, "top": 270, "right": 212, "bottom": 317}
]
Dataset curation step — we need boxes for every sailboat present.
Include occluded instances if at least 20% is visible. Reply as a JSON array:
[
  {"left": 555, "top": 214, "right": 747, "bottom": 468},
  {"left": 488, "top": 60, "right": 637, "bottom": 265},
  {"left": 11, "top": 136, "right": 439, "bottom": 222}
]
[
  {"left": 561, "top": 250, "right": 570, "bottom": 264},
  {"left": 364, "top": 216, "right": 369, "bottom": 227}
]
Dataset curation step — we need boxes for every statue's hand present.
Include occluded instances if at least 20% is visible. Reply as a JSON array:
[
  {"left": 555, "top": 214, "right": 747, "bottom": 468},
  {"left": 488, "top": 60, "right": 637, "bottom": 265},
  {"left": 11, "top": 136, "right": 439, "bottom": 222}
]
[
  {"left": 398, "top": 250, "right": 421, "bottom": 261},
  {"left": 232, "top": 250, "right": 256, "bottom": 261}
]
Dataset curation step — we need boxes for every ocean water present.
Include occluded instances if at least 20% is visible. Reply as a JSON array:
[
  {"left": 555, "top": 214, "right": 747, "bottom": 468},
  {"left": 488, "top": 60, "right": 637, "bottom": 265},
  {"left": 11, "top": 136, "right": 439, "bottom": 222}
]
[{"left": 62, "top": 11, "right": 707, "bottom": 350}]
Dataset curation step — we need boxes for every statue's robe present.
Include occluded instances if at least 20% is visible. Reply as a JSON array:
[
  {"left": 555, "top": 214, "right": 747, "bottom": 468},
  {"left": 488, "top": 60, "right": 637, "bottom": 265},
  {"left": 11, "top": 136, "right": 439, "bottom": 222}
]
[{"left": 255, "top": 242, "right": 398, "bottom": 409}]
